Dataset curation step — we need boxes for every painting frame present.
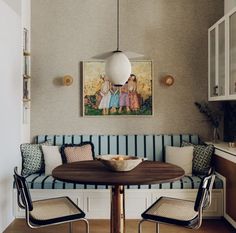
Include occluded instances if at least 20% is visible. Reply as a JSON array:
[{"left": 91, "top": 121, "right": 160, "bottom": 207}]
[{"left": 82, "top": 60, "right": 153, "bottom": 117}]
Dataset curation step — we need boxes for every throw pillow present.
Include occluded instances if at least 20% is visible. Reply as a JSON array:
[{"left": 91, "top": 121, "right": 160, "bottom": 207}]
[
  {"left": 61, "top": 142, "right": 95, "bottom": 163},
  {"left": 182, "top": 141, "right": 214, "bottom": 175},
  {"left": 41, "top": 145, "right": 62, "bottom": 175},
  {"left": 165, "top": 146, "right": 194, "bottom": 175},
  {"left": 20, "top": 141, "right": 52, "bottom": 176}
]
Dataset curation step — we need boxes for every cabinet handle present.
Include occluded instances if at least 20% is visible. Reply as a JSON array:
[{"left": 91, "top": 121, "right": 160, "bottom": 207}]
[{"left": 214, "top": 85, "right": 219, "bottom": 96}]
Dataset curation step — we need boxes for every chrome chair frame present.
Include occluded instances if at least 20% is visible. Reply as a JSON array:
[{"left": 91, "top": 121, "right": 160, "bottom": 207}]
[
  {"left": 14, "top": 167, "right": 89, "bottom": 233},
  {"left": 138, "top": 169, "right": 215, "bottom": 233}
]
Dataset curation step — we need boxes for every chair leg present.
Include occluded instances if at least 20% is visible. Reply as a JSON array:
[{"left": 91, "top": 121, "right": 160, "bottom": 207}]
[
  {"left": 69, "top": 222, "right": 72, "bottom": 233},
  {"left": 82, "top": 218, "right": 89, "bottom": 233},
  {"left": 156, "top": 223, "right": 159, "bottom": 233},
  {"left": 138, "top": 219, "right": 145, "bottom": 233}
]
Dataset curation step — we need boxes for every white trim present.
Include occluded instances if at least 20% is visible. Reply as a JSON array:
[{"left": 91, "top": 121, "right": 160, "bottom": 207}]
[
  {"left": 208, "top": 27, "right": 211, "bottom": 100},
  {"left": 208, "top": 6, "right": 236, "bottom": 101},
  {"left": 226, "top": 16, "right": 230, "bottom": 97},
  {"left": 216, "top": 25, "right": 219, "bottom": 88}
]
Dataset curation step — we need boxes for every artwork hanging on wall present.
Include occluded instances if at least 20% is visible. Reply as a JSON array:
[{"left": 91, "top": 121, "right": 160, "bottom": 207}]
[{"left": 82, "top": 60, "right": 153, "bottom": 116}]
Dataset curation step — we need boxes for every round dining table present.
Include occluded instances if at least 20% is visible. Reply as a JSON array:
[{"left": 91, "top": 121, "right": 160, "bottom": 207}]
[{"left": 52, "top": 160, "right": 184, "bottom": 233}]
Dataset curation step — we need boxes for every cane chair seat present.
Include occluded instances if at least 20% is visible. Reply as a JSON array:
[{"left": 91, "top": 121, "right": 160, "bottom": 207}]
[
  {"left": 139, "top": 168, "right": 215, "bottom": 233},
  {"left": 142, "top": 197, "right": 198, "bottom": 226},
  {"left": 13, "top": 167, "right": 89, "bottom": 233},
  {"left": 30, "top": 197, "right": 85, "bottom": 225}
]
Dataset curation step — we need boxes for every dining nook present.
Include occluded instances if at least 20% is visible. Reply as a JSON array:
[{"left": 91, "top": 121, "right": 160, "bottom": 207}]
[{"left": 1, "top": 0, "right": 236, "bottom": 233}]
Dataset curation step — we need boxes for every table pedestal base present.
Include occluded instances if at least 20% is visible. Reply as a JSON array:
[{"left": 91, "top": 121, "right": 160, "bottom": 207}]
[{"left": 111, "top": 185, "right": 125, "bottom": 233}]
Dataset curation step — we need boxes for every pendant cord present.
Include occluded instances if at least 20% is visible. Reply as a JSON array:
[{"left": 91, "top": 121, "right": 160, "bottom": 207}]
[{"left": 117, "top": 0, "right": 120, "bottom": 51}]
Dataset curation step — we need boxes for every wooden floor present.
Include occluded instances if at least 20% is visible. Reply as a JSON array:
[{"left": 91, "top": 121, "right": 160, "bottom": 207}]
[{"left": 3, "top": 219, "right": 235, "bottom": 233}]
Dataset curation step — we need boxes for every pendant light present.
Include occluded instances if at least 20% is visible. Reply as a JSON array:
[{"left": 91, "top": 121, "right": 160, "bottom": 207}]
[
  {"left": 93, "top": 0, "right": 143, "bottom": 86},
  {"left": 105, "top": 0, "right": 131, "bottom": 86}
]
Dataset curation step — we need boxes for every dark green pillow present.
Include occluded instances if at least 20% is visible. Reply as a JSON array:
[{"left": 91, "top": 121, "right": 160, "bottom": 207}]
[
  {"left": 182, "top": 141, "right": 214, "bottom": 175},
  {"left": 20, "top": 141, "right": 52, "bottom": 175}
]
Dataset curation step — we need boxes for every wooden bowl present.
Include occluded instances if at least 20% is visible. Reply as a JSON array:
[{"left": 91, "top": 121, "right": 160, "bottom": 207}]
[{"left": 97, "top": 155, "right": 144, "bottom": 172}]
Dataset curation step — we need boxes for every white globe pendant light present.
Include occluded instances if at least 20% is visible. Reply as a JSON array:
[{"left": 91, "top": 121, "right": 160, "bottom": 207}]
[
  {"left": 105, "top": 0, "right": 132, "bottom": 86},
  {"left": 93, "top": 0, "right": 143, "bottom": 85},
  {"left": 105, "top": 51, "right": 131, "bottom": 86}
]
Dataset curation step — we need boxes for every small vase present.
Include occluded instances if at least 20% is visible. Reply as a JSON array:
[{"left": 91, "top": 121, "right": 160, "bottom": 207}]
[{"left": 213, "top": 127, "right": 220, "bottom": 143}]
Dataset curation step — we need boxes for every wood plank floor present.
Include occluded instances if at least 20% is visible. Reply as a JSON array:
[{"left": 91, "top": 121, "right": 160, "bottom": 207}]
[{"left": 3, "top": 219, "right": 235, "bottom": 233}]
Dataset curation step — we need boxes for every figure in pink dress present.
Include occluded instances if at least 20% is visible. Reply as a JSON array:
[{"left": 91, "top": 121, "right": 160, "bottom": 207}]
[
  {"left": 119, "top": 82, "right": 130, "bottom": 113},
  {"left": 128, "top": 74, "right": 140, "bottom": 111}
]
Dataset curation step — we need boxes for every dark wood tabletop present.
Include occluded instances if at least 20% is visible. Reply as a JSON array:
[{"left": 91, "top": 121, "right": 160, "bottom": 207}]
[{"left": 52, "top": 160, "right": 185, "bottom": 186}]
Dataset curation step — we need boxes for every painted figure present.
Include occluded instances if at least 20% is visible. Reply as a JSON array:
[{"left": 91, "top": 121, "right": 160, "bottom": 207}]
[
  {"left": 109, "top": 85, "right": 120, "bottom": 113},
  {"left": 119, "top": 82, "right": 130, "bottom": 113},
  {"left": 98, "top": 76, "right": 111, "bottom": 115},
  {"left": 128, "top": 74, "right": 140, "bottom": 111}
]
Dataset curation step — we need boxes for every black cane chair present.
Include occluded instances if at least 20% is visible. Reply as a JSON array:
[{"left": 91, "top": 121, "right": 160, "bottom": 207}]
[
  {"left": 14, "top": 167, "right": 89, "bottom": 233},
  {"left": 138, "top": 168, "right": 215, "bottom": 233}
]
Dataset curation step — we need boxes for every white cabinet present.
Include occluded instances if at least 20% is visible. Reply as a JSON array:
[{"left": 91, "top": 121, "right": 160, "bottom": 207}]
[{"left": 208, "top": 7, "right": 236, "bottom": 101}]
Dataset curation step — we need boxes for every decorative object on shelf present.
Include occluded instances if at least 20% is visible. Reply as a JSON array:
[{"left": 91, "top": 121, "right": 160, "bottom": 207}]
[
  {"left": 195, "top": 101, "right": 222, "bottom": 143},
  {"left": 82, "top": 60, "right": 153, "bottom": 116},
  {"left": 23, "top": 28, "right": 31, "bottom": 103},
  {"left": 22, "top": 28, "right": 31, "bottom": 124},
  {"left": 23, "top": 28, "right": 28, "bottom": 51},
  {"left": 161, "top": 75, "right": 175, "bottom": 86},
  {"left": 93, "top": 0, "right": 143, "bottom": 86},
  {"left": 228, "top": 142, "right": 236, "bottom": 148},
  {"left": 63, "top": 75, "right": 73, "bottom": 86}
]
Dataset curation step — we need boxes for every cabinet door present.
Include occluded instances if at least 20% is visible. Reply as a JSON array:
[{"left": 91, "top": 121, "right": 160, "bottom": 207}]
[
  {"left": 218, "top": 21, "right": 226, "bottom": 96},
  {"left": 209, "top": 28, "right": 217, "bottom": 98},
  {"left": 229, "top": 11, "right": 236, "bottom": 97}
]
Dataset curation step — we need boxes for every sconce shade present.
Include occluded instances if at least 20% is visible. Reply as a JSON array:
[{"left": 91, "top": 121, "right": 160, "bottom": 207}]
[
  {"left": 105, "top": 51, "right": 131, "bottom": 86},
  {"left": 63, "top": 75, "right": 73, "bottom": 86}
]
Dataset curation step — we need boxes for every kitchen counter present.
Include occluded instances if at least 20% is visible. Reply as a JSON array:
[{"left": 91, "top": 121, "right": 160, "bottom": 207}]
[{"left": 206, "top": 141, "right": 236, "bottom": 163}]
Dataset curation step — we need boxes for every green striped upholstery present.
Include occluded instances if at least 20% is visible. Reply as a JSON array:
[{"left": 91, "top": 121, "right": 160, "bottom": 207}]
[
  {"left": 21, "top": 134, "right": 222, "bottom": 190},
  {"left": 24, "top": 173, "right": 223, "bottom": 190}
]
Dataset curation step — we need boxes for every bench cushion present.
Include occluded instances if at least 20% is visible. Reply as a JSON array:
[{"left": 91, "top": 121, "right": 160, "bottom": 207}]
[{"left": 23, "top": 173, "right": 223, "bottom": 190}]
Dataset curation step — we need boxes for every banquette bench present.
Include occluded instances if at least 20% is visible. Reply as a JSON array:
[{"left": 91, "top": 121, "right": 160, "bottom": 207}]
[{"left": 14, "top": 134, "right": 223, "bottom": 219}]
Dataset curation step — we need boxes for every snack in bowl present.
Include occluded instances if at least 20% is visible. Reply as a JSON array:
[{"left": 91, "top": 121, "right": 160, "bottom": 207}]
[{"left": 97, "top": 154, "right": 145, "bottom": 172}]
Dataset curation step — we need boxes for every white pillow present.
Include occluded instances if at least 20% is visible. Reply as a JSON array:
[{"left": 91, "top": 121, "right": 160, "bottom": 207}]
[
  {"left": 165, "top": 146, "right": 194, "bottom": 175},
  {"left": 41, "top": 145, "right": 62, "bottom": 175}
]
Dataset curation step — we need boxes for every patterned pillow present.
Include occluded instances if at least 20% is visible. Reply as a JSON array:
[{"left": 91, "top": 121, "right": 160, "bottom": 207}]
[
  {"left": 21, "top": 141, "right": 52, "bottom": 176},
  {"left": 182, "top": 141, "right": 214, "bottom": 175},
  {"left": 61, "top": 142, "right": 95, "bottom": 163}
]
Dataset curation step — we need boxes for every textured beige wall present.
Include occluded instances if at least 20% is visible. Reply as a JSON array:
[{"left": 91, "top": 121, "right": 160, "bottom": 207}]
[{"left": 31, "top": 0, "right": 223, "bottom": 140}]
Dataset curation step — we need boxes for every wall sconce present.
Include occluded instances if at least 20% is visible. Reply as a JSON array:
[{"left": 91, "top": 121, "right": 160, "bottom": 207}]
[
  {"left": 63, "top": 75, "right": 73, "bottom": 86},
  {"left": 161, "top": 75, "right": 175, "bottom": 86}
]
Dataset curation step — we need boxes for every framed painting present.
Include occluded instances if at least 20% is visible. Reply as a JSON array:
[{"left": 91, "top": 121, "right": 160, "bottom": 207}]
[{"left": 82, "top": 60, "right": 153, "bottom": 116}]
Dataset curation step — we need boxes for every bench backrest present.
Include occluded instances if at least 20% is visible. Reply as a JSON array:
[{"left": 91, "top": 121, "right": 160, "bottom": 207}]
[{"left": 36, "top": 134, "right": 200, "bottom": 162}]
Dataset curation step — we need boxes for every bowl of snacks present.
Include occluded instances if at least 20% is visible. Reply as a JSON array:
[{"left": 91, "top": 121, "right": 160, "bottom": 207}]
[{"left": 97, "top": 154, "right": 144, "bottom": 172}]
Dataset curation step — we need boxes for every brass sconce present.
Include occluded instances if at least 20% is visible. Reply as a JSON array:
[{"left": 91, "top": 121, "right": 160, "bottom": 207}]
[
  {"left": 63, "top": 75, "right": 73, "bottom": 86},
  {"left": 161, "top": 75, "right": 175, "bottom": 86}
]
